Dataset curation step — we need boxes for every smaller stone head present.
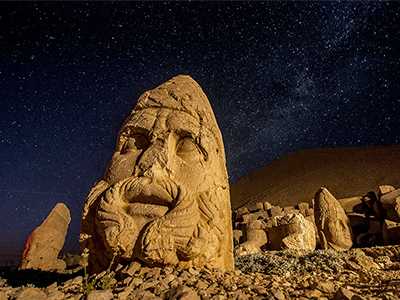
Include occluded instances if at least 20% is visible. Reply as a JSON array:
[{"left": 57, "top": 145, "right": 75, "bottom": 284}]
[
  {"left": 314, "top": 187, "right": 353, "bottom": 251},
  {"left": 80, "top": 75, "right": 233, "bottom": 272}
]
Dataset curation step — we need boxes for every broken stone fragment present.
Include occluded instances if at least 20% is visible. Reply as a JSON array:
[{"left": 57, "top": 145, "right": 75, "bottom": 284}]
[
  {"left": 334, "top": 287, "right": 357, "bottom": 300},
  {"left": 267, "top": 213, "right": 316, "bottom": 250},
  {"left": 382, "top": 219, "right": 400, "bottom": 245},
  {"left": 235, "top": 220, "right": 268, "bottom": 256},
  {"left": 314, "top": 187, "right": 353, "bottom": 251},
  {"left": 305, "top": 215, "right": 320, "bottom": 247},
  {"left": 169, "top": 286, "right": 200, "bottom": 300},
  {"left": 378, "top": 185, "right": 396, "bottom": 197},
  {"left": 283, "top": 206, "right": 296, "bottom": 214},
  {"left": 267, "top": 206, "right": 283, "bottom": 218},
  {"left": 233, "top": 229, "right": 243, "bottom": 246},
  {"left": 236, "top": 207, "right": 249, "bottom": 219},
  {"left": 256, "top": 202, "right": 264, "bottom": 211},
  {"left": 20, "top": 203, "right": 70, "bottom": 271},
  {"left": 245, "top": 202, "right": 262, "bottom": 213},
  {"left": 382, "top": 198, "right": 400, "bottom": 223},
  {"left": 350, "top": 249, "right": 380, "bottom": 270},
  {"left": 297, "top": 202, "right": 309, "bottom": 216},
  {"left": 244, "top": 211, "right": 269, "bottom": 222},
  {"left": 15, "top": 287, "right": 47, "bottom": 300},
  {"left": 305, "top": 208, "right": 314, "bottom": 217},
  {"left": 379, "top": 188, "right": 400, "bottom": 207},
  {"left": 263, "top": 201, "right": 272, "bottom": 210}
]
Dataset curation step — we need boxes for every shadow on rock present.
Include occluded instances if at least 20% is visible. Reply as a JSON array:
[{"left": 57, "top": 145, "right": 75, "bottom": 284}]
[{"left": 0, "top": 266, "right": 82, "bottom": 288}]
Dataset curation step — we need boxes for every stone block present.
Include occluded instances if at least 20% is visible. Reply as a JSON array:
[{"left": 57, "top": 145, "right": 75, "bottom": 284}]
[
  {"left": 305, "top": 208, "right": 314, "bottom": 216},
  {"left": 267, "top": 213, "right": 316, "bottom": 250},
  {"left": 263, "top": 201, "right": 272, "bottom": 210},
  {"left": 267, "top": 206, "right": 283, "bottom": 218},
  {"left": 256, "top": 202, "right": 264, "bottom": 211},
  {"left": 283, "top": 206, "right": 296, "bottom": 214},
  {"left": 233, "top": 229, "right": 243, "bottom": 246},
  {"left": 380, "top": 188, "right": 400, "bottom": 207},
  {"left": 297, "top": 202, "right": 309, "bottom": 215},
  {"left": 236, "top": 207, "right": 250, "bottom": 218},
  {"left": 382, "top": 219, "right": 400, "bottom": 245},
  {"left": 378, "top": 185, "right": 396, "bottom": 196}
]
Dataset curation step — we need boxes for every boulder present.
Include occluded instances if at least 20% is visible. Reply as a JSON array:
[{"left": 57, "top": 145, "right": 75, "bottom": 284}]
[
  {"left": 267, "top": 213, "right": 316, "bottom": 250},
  {"left": 235, "top": 220, "right": 268, "bottom": 256},
  {"left": 20, "top": 203, "right": 70, "bottom": 271},
  {"left": 382, "top": 219, "right": 400, "bottom": 245},
  {"left": 378, "top": 185, "right": 396, "bottom": 197},
  {"left": 379, "top": 188, "right": 400, "bottom": 207},
  {"left": 314, "top": 188, "right": 352, "bottom": 251}
]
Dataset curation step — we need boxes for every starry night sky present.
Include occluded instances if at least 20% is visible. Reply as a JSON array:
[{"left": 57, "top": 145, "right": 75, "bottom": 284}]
[{"left": 0, "top": 2, "right": 399, "bottom": 260}]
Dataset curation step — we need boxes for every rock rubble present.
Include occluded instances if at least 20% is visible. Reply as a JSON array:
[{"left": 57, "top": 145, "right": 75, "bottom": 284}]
[
  {"left": 234, "top": 185, "right": 400, "bottom": 255},
  {"left": 2, "top": 245, "right": 400, "bottom": 299}
]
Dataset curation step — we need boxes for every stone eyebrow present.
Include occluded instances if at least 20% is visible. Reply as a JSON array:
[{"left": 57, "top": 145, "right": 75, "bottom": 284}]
[
  {"left": 175, "top": 128, "right": 197, "bottom": 139},
  {"left": 120, "top": 125, "right": 150, "bottom": 137}
]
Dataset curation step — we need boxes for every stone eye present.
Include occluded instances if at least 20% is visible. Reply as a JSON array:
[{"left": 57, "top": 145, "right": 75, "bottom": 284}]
[
  {"left": 176, "top": 137, "right": 198, "bottom": 154},
  {"left": 121, "top": 134, "right": 149, "bottom": 153},
  {"left": 132, "top": 134, "right": 149, "bottom": 149}
]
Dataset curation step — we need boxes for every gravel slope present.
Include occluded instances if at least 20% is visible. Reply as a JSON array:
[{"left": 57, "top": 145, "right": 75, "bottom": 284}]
[{"left": 231, "top": 145, "right": 400, "bottom": 209}]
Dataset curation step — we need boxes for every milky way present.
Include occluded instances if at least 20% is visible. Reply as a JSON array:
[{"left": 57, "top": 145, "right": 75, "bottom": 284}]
[{"left": 0, "top": 2, "right": 399, "bottom": 257}]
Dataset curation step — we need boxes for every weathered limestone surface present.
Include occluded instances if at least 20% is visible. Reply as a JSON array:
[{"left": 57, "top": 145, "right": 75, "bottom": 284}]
[
  {"left": 314, "top": 188, "right": 353, "bottom": 251},
  {"left": 20, "top": 203, "right": 70, "bottom": 271},
  {"left": 81, "top": 75, "right": 233, "bottom": 272},
  {"left": 268, "top": 213, "right": 316, "bottom": 250},
  {"left": 382, "top": 219, "right": 400, "bottom": 245},
  {"left": 234, "top": 220, "right": 268, "bottom": 256}
]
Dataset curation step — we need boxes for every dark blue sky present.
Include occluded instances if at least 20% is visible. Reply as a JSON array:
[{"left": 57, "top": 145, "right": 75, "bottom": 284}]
[{"left": 0, "top": 2, "right": 399, "bottom": 259}]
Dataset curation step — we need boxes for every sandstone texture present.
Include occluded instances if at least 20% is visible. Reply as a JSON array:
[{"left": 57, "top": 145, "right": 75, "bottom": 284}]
[
  {"left": 2, "top": 246, "right": 400, "bottom": 299},
  {"left": 268, "top": 213, "right": 316, "bottom": 251},
  {"left": 233, "top": 200, "right": 318, "bottom": 254},
  {"left": 233, "top": 183, "right": 400, "bottom": 255},
  {"left": 80, "top": 75, "right": 233, "bottom": 273},
  {"left": 314, "top": 188, "right": 353, "bottom": 251},
  {"left": 20, "top": 203, "right": 70, "bottom": 272}
]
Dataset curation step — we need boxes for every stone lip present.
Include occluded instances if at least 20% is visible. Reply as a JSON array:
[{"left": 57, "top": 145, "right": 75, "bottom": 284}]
[
  {"left": 125, "top": 177, "right": 178, "bottom": 208},
  {"left": 231, "top": 145, "right": 400, "bottom": 209}
]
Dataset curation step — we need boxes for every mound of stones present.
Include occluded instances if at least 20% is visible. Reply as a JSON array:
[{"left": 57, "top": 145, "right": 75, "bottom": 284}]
[{"left": 233, "top": 185, "right": 400, "bottom": 256}]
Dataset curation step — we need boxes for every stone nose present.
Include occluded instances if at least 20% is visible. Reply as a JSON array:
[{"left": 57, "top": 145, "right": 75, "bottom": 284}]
[{"left": 135, "top": 138, "right": 170, "bottom": 178}]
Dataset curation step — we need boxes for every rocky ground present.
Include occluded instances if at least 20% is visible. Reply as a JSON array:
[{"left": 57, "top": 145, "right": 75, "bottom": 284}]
[{"left": 1, "top": 246, "right": 400, "bottom": 300}]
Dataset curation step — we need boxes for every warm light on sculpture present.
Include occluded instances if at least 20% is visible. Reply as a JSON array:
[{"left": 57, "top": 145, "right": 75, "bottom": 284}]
[{"left": 80, "top": 75, "right": 234, "bottom": 272}]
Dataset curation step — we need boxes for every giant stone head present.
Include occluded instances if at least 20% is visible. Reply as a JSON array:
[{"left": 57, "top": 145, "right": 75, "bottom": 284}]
[{"left": 80, "top": 75, "right": 233, "bottom": 272}]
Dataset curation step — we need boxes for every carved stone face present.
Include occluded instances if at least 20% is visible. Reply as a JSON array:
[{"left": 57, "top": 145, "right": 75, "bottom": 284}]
[
  {"left": 80, "top": 75, "right": 233, "bottom": 272},
  {"left": 314, "top": 187, "right": 353, "bottom": 251}
]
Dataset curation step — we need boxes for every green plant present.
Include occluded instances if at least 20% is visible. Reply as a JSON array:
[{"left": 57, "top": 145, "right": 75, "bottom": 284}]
[{"left": 79, "top": 248, "right": 119, "bottom": 294}]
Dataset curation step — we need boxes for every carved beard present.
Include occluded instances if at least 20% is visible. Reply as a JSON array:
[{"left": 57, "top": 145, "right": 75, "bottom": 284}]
[{"left": 93, "top": 175, "right": 224, "bottom": 267}]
